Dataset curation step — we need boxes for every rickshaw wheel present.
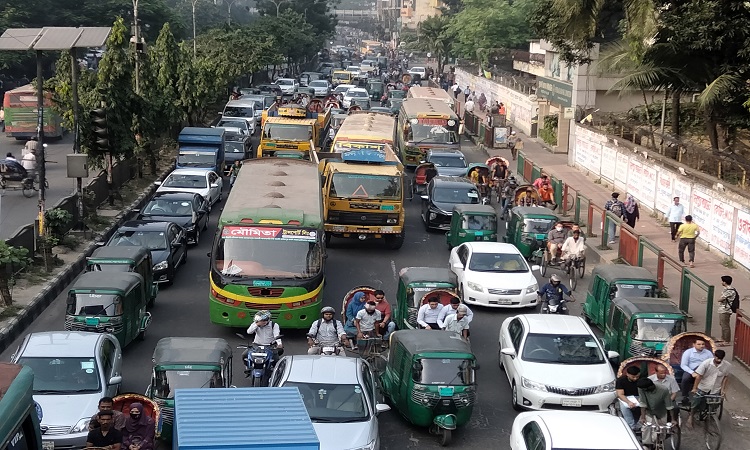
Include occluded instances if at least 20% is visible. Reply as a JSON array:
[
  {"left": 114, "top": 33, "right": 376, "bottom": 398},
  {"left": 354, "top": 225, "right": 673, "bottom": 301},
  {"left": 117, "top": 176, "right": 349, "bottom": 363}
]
[
  {"left": 539, "top": 254, "right": 548, "bottom": 277},
  {"left": 578, "top": 260, "right": 586, "bottom": 279},
  {"left": 440, "top": 428, "right": 451, "bottom": 446},
  {"left": 324, "top": 232, "right": 331, "bottom": 246},
  {"left": 569, "top": 265, "right": 578, "bottom": 291}
]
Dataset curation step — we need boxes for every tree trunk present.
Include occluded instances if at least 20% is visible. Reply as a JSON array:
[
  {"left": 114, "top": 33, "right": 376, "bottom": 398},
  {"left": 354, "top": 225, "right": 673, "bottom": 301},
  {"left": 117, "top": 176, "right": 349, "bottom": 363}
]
[
  {"left": 0, "top": 277, "right": 12, "bottom": 307},
  {"left": 671, "top": 92, "right": 680, "bottom": 136},
  {"left": 641, "top": 89, "right": 657, "bottom": 151},
  {"left": 706, "top": 108, "right": 719, "bottom": 151}
]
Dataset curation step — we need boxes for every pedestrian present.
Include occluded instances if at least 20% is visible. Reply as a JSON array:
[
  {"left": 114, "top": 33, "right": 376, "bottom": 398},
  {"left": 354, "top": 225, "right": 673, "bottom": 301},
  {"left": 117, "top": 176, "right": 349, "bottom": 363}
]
[
  {"left": 717, "top": 275, "right": 738, "bottom": 346},
  {"left": 464, "top": 86, "right": 471, "bottom": 103},
  {"left": 228, "top": 160, "right": 241, "bottom": 186},
  {"left": 508, "top": 131, "right": 523, "bottom": 160},
  {"left": 604, "top": 192, "right": 625, "bottom": 244},
  {"left": 0, "top": 106, "right": 5, "bottom": 132},
  {"left": 624, "top": 194, "right": 640, "bottom": 228},
  {"left": 464, "top": 97, "right": 475, "bottom": 114},
  {"left": 666, "top": 197, "right": 684, "bottom": 241},
  {"left": 22, "top": 147, "right": 37, "bottom": 180},
  {"left": 676, "top": 215, "right": 699, "bottom": 267}
]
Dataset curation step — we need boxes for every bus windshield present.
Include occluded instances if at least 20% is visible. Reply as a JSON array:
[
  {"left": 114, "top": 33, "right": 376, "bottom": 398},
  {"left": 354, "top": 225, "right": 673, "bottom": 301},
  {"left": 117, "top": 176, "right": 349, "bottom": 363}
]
[
  {"left": 263, "top": 123, "right": 312, "bottom": 141},
  {"left": 410, "top": 124, "right": 458, "bottom": 144},
  {"left": 330, "top": 174, "right": 401, "bottom": 200},
  {"left": 214, "top": 227, "right": 323, "bottom": 279}
]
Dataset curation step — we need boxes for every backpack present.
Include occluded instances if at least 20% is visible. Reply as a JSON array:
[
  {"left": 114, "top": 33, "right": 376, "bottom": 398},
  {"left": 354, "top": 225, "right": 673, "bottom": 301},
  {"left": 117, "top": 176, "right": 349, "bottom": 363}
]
[
  {"left": 610, "top": 201, "right": 624, "bottom": 218},
  {"left": 730, "top": 288, "right": 741, "bottom": 313},
  {"left": 314, "top": 318, "right": 343, "bottom": 338}
]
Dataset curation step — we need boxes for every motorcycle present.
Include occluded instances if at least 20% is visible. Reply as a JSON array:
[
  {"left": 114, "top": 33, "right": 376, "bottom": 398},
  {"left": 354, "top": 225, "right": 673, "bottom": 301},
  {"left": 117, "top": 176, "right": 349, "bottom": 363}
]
[
  {"left": 236, "top": 333, "right": 282, "bottom": 387},
  {"left": 311, "top": 339, "right": 344, "bottom": 356},
  {"left": 539, "top": 294, "right": 573, "bottom": 314}
]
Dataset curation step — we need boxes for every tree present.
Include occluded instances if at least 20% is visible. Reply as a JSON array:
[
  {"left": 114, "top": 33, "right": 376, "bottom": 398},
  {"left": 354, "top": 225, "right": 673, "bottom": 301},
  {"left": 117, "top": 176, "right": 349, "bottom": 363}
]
[
  {"left": 417, "top": 16, "right": 454, "bottom": 75},
  {"left": 0, "top": 242, "right": 31, "bottom": 307}
]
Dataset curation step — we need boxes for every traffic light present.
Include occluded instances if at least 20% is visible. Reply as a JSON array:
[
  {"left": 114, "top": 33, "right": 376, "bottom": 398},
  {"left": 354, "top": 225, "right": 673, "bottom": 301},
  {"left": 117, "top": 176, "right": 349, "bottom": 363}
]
[{"left": 90, "top": 108, "right": 110, "bottom": 152}]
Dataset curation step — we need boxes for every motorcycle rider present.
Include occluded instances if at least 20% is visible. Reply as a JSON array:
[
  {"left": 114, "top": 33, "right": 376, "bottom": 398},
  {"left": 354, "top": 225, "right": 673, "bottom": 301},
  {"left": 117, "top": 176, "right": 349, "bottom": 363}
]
[
  {"left": 307, "top": 307, "right": 349, "bottom": 354},
  {"left": 537, "top": 274, "right": 573, "bottom": 312},
  {"left": 246, "top": 310, "right": 283, "bottom": 355}
]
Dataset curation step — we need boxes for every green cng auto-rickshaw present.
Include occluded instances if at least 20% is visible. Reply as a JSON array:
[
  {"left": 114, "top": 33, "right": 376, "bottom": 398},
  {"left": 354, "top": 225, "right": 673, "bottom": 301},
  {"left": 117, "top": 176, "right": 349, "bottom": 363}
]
[
  {"left": 367, "top": 80, "right": 385, "bottom": 101},
  {"left": 395, "top": 267, "right": 458, "bottom": 330},
  {"left": 147, "top": 337, "right": 233, "bottom": 441},
  {"left": 381, "top": 330, "right": 478, "bottom": 446},
  {"left": 86, "top": 246, "right": 158, "bottom": 306},
  {"left": 446, "top": 204, "right": 498, "bottom": 248},
  {"left": 65, "top": 272, "right": 151, "bottom": 348},
  {"left": 603, "top": 297, "right": 687, "bottom": 361},
  {"left": 503, "top": 206, "right": 558, "bottom": 262},
  {"left": 583, "top": 265, "right": 659, "bottom": 330}
]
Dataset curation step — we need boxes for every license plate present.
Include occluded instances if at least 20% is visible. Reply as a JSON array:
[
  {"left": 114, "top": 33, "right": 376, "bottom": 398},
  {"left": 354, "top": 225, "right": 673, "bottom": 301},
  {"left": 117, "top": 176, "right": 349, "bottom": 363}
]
[
  {"left": 332, "top": 226, "right": 345, "bottom": 232},
  {"left": 252, "top": 280, "right": 272, "bottom": 287},
  {"left": 438, "top": 386, "right": 455, "bottom": 397},
  {"left": 380, "top": 226, "right": 393, "bottom": 233},
  {"left": 322, "top": 346, "right": 335, "bottom": 353},
  {"left": 494, "top": 299, "right": 512, "bottom": 305},
  {"left": 535, "top": 233, "right": 547, "bottom": 240},
  {"left": 561, "top": 398, "right": 582, "bottom": 407},
  {"left": 42, "top": 441, "right": 54, "bottom": 450}
]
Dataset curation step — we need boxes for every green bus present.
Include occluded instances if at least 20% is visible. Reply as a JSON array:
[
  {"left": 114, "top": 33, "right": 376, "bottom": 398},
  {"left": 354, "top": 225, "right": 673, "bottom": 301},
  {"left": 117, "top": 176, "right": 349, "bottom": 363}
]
[
  {"left": 396, "top": 98, "right": 460, "bottom": 168},
  {"left": 0, "top": 363, "right": 44, "bottom": 450},
  {"left": 209, "top": 158, "right": 325, "bottom": 329},
  {"left": 3, "top": 85, "right": 64, "bottom": 139}
]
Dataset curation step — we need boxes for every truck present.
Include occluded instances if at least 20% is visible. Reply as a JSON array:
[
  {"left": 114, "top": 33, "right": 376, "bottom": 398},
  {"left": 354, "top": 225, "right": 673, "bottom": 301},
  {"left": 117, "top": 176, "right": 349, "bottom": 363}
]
[
  {"left": 176, "top": 127, "right": 226, "bottom": 173},
  {"left": 258, "top": 104, "right": 331, "bottom": 159},
  {"left": 313, "top": 113, "right": 406, "bottom": 249},
  {"left": 208, "top": 158, "right": 325, "bottom": 329},
  {"left": 173, "top": 388, "right": 319, "bottom": 450}
]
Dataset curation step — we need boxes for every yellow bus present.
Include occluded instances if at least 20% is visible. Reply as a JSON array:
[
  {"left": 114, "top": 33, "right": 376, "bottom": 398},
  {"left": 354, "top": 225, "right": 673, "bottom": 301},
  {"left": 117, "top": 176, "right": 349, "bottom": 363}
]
[
  {"left": 396, "top": 98, "right": 460, "bottom": 167},
  {"left": 331, "top": 111, "right": 396, "bottom": 151},
  {"left": 407, "top": 85, "right": 456, "bottom": 110}
]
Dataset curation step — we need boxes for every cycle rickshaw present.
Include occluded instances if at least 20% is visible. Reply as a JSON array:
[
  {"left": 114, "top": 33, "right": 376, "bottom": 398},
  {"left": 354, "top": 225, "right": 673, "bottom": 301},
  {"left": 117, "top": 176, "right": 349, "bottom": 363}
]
[{"left": 539, "top": 220, "right": 586, "bottom": 289}]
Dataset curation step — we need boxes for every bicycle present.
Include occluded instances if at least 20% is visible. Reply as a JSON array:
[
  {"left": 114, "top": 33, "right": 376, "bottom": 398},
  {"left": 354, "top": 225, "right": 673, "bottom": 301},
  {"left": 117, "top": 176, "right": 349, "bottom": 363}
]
[
  {"left": 640, "top": 420, "right": 681, "bottom": 450},
  {"left": 679, "top": 393, "right": 723, "bottom": 449}
]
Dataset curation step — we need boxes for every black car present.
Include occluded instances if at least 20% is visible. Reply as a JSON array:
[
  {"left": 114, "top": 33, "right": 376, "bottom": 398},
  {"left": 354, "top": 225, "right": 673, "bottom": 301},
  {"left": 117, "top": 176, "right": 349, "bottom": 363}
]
[
  {"left": 257, "top": 84, "right": 283, "bottom": 97},
  {"left": 224, "top": 133, "right": 253, "bottom": 174},
  {"left": 138, "top": 192, "right": 210, "bottom": 245},
  {"left": 106, "top": 221, "right": 188, "bottom": 285},
  {"left": 421, "top": 176, "right": 480, "bottom": 231}
]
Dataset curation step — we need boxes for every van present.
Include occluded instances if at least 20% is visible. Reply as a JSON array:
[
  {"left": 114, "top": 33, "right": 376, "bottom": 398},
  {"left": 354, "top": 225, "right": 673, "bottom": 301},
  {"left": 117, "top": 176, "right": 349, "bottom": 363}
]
[{"left": 221, "top": 100, "right": 257, "bottom": 135}]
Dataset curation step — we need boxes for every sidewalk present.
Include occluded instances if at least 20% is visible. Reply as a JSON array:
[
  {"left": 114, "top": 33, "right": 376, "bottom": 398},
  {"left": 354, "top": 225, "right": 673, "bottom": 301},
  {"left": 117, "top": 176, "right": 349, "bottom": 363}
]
[{"left": 454, "top": 92, "right": 750, "bottom": 397}]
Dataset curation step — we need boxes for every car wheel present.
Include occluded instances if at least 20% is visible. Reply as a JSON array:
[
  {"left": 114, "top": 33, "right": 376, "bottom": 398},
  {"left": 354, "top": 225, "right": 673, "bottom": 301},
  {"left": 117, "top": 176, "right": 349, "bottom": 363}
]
[
  {"left": 203, "top": 214, "right": 209, "bottom": 231},
  {"left": 193, "top": 228, "right": 201, "bottom": 246},
  {"left": 166, "top": 265, "right": 175, "bottom": 286},
  {"left": 498, "top": 348, "right": 504, "bottom": 370},
  {"left": 511, "top": 381, "right": 522, "bottom": 411}
]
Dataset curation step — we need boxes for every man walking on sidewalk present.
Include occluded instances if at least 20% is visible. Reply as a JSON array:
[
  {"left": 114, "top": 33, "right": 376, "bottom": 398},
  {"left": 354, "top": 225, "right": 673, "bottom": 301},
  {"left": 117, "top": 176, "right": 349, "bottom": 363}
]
[
  {"left": 667, "top": 197, "right": 684, "bottom": 241},
  {"left": 508, "top": 131, "right": 523, "bottom": 160},
  {"left": 604, "top": 192, "right": 625, "bottom": 244},
  {"left": 717, "top": 276, "right": 738, "bottom": 346},
  {"left": 676, "top": 215, "right": 699, "bottom": 267}
]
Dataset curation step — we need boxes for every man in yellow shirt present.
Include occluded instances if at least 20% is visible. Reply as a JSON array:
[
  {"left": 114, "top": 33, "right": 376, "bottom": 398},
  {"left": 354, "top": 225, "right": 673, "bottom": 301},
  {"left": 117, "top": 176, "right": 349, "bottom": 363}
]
[{"left": 676, "top": 215, "right": 699, "bottom": 268}]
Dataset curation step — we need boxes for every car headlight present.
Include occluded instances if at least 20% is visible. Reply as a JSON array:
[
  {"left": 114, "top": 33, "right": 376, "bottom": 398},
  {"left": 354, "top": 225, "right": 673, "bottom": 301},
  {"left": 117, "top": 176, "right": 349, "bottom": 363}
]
[
  {"left": 429, "top": 212, "right": 437, "bottom": 220},
  {"left": 467, "top": 281, "right": 483, "bottom": 292},
  {"left": 153, "top": 261, "right": 169, "bottom": 271},
  {"left": 521, "top": 377, "right": 548, "bottom": 392},
  {"left": 526, "top": 283, "right": 538, "bottom": 294},
  {"left": 71, "top": 418, "right": 90, "bottom": 433},
  {"left": 351, "top": 440, "right": 376, "bottom": 450},
  {"left": 595, "top": 381, "right": 616, "bottom": 393}
]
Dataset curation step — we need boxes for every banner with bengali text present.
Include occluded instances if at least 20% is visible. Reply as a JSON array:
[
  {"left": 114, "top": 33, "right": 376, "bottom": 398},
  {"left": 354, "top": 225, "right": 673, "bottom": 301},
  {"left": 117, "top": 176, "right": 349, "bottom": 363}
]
[
  {"left": 600, "top": 145, "right": 617, "bottom": 182},
  {"left": 626, "top": 159, "right": 657, "bottom": 209},
  {"left": 655, "top": 170, "right": 674, "bottom": 215},
  {"left": 710, "top": 199, "right": 734, "bottom": 255},
  {"left": 733, "top": 210, "right": 750, "bottom": 269},
  {"left": 690, "top": 188, "right": 712, "bottom": 242},
  {"left": 615, "top": 152, "right": 629, "bottom": 191}
]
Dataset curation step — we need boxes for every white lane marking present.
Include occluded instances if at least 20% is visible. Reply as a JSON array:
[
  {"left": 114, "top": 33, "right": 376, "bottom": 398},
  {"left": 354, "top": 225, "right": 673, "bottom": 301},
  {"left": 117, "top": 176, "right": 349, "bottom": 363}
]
[{"left": 390, "top": 260, "right": 397, "bottom": 281}]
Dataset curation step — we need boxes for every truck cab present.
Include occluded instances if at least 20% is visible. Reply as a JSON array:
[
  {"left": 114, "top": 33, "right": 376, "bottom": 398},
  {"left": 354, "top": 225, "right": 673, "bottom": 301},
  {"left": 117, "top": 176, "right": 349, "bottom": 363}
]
[{"left": 177, "top": 127, "right": 226, "bottom": 174}]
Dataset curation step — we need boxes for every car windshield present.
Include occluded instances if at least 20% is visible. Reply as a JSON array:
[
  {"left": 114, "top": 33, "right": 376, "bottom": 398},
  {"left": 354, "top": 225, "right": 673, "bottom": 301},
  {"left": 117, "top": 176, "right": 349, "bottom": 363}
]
[
  {"left": 615, "top": 283, "right": 657, "bottom": 298},
  {"left": 89, "top": 263, "right": 132, "bottom": 272},
  {"left": 277, "top": 80, "right": 293, "bottom": 85},
  {"left": 461, "top": 214, "right": 496, "bottom": 230},
  {"left": 411, "top": 124, "right": 459, "bottom": 144},
  {"left": 523, "top": 218, "right": 555, "bottom": 233},
  {"left": 223, "top": 106, "right": 254, "bottom": 118},
  {"left": 163, "top": 174, "right": 207, "bottom": 188},
  {"left": 334, "top": 72, "right": 351, "bottom": 80},
  {"left": 152, "top": 370, "right": 222, "bottom": 399},
  {"left": 66, "top": 293, "right": 123, "bottom": 316},
  {"left": 177, "top": 153, "right": 216, "bottom": 166},
  {"left": 468, "top": 252, "right": 527, "bottom": 272},
  {"left": 521, "top": 334, "right": 606, "bottom": 364},
  {"left": 225, "top": 142, "right": 246, "bottom": 154},
  {"left": 348, "top": 90, "right": 368, "bottom": 98},
  {"left": 330, "top": 173, "right": 401, "bottom": 200},
  {"left": 143, "top": 199, "right": 194, "bottom": 217},
  {"left": 283, "top": 382, "right": 369, "bottom": 421},
  {"left": 417, "top": 358, "right": 475, "bottom": 386},
  {"left": 18, "top": 357, "right": 101, "bottom": 393},
  {"left": 214, "top": 228, "right": 323, "bottom": 279},
  {"left": 389, "top": 90, "right": 406, "bottom": 99},
  {"left": 263, "top": 123, "right": 313, "bottom": 141},
  {"left": 429, "top": 155, "right": 466, "bottom": 168},
  {"left": 217, "top": 120, "right": 246, "bottom": 129},
  {"left": 110, "top": 230, "right": 167, "bottom": 250},
  {"left": 433, "top": 187, "right": 479, "bottom": 204},
  {"left": 631, "top": 318, "right": 684, "bottom": 342},
  {"left": 310, "top": 81, "right": 328, "bottom": 87}
]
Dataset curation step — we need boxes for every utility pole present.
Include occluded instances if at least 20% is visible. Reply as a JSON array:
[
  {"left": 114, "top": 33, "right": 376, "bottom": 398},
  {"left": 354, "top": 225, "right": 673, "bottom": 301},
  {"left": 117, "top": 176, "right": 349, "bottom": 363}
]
[
  {"left": 133, "top": 0, "right": 141, "bottom": 93},
  {"left": 192, "top": 0, "right": 200, "bottom": 57},
  {"left": 269, "top": 0, "right": 287, "bottom": 17},
  {"left": 36, "top": 50, "right": 46, "bottom": 236}
]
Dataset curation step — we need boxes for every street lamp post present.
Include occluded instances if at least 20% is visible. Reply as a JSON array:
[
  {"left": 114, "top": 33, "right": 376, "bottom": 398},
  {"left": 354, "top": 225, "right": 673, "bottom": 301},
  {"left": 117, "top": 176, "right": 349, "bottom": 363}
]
[
  {"left": 191, "top": 0, "right": 201, "bottom": 56},
  {"left": 269, "top": 0, "right": 287, "bottom": 17}
]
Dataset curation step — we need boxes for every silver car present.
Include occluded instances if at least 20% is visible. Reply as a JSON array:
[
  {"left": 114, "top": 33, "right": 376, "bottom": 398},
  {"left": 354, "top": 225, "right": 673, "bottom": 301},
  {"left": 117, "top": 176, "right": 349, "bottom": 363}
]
[
  {"left": 270, "top": 356, "right": 390, "bottom": 450},
  {"left": 308, "top": 80, "right": 332, "bottom": 97},
  {"left": 11, "top": 332, "right": 123, "bottom": 450}
]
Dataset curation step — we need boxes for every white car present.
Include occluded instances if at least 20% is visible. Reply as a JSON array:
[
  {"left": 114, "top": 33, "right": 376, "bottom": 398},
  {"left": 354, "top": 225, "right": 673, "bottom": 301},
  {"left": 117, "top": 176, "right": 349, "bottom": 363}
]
[
  {"left": 449, "top": 242, "right": 539, "bottom": 308},
  {"left": 408, "top": 66, "right": 427, "bottom": 78},
  {"left": 275, "top": 78, "right": 298, "bottom": 95},
  {"left": 334, "top": 84, "right": 356, "bottom": 97},
  {"left": 342, "top": 87, "right": 370, "bottom": 109},
  {"left": 510, "top": 411, "right": 640, "bottom": 450},
  {"left": 271, "top": 356, "right": 390, "bottom": 450},
  {"left": 156, "top": 169, "right": 223, "bottom": 206},
  {"left": 346, "top": 65, "right": 362, "bottom": 78},
  {"left": 498, "top": 315, "right": 619, "bottom": 412},
  {"left": 309, "top": 80, "right": 332, "bottom": 97}
]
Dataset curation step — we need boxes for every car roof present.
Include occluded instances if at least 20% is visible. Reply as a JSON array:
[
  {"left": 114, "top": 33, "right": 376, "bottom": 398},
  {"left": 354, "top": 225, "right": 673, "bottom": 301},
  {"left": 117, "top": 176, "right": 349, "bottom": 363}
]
[
  {"left": 277, "top": 78, "right": 295, "bottom": 82},
  {"left": 309, "top": 80, "right": 328, "bottom": 84},
  {"left": 19, "top": 332, "right": 105, "bottom": 357},
  {"left": 428, "top": 149, "right": 464, "bottom": 157},
  {"left": 612, "top": 297, "right": 683, "bottom": 316},
  {"left": 347, "top": 88, "right": 367, "bottom": 92},
  {"left": 118, "top": 220, "right": 173, "bottom": 231},
  {"left": 431, "top": 176, "right": 474, "bottom": 187},
  {"left": 226, "top": 99, "right": 257, "bottom": 107},
  {"left": 284, "top": 355, "right": 361, "bottom": 384},
  {"left": 519, "top": 315, "right": 591, "bottom": 335},
  {"left": 463, "top": 242, "right": 520, "bottom": 254},
  {"left": 167, "top": 168, "right": 212, "bottom": 177},
  {"left": 591, "top": 265, "right": 657, "bottom": 283},
  {"left": 522, "top": 411, "right": 639, "bottom": 449},
  {"left": 149, "top": 191, "right": 197, "bottom": 201}
]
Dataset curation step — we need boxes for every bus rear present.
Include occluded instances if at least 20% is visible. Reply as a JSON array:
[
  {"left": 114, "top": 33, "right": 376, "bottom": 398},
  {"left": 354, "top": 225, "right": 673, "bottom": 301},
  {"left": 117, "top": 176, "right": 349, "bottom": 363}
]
[
  {"left": 407, "top": 86, "right": 456, "bottom": 110},
  {"left": 397, "top": 98, "right": 460, "bottom": 167},
  {"left": 0, "top": 363, "right": 44, "bottom": 450},
  {"left": 3, "top": 85, "right": 63, "bottom": 139},
  {"left": 209, "top": 159, "right": 324, "bottom": 329}
]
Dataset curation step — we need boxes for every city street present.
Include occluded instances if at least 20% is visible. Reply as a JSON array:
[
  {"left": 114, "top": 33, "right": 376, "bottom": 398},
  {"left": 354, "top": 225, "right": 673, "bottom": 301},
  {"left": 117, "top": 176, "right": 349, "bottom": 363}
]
[
  {"left": 1, "top": 140, "right": 746, "bottom": 449},
  {"left": 0, "top": 133, "right": 92, "bottom": 238}
]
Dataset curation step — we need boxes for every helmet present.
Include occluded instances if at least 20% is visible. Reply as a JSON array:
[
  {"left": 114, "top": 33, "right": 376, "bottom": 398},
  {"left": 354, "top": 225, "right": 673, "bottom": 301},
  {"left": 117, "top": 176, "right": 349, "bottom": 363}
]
[
  {"left": 511, "top": 131, "right": 517, "bottom": 135},
  {"left": 254, "top": 310, "right": 272, "bottom": 322},
  {"left": 550, "top": 274, "right": 561, "bottom": 283},
  {"left": 508, "top": 175, "right": 516, "bottom": 182},
  {"left": 320, "top": 306, "right": 335, "bottom": 315}
]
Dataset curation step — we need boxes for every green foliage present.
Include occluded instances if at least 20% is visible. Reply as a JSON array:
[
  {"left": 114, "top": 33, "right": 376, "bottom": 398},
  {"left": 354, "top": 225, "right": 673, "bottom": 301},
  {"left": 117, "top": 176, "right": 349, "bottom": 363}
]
[
  {"left": 44, "top": 208, "right": 73, "bottom": 239},
  {"left": 540, "top": 115, "right": 558, "bottom": 145},
  {"left": 417, "top": 16, "right": 454, "bottom": 74},
  {"left": 449, "top": 0, "right": 535, "bottom": 66},
  {"left": 0, "top": 242, "right": 31, "bottom": 269}
]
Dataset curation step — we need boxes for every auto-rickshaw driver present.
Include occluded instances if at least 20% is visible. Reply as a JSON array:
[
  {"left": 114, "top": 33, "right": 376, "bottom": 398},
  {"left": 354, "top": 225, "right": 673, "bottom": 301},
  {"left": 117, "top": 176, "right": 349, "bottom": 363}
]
[{"left": 547, "top": 221, "right": 568, "bottom": 263}]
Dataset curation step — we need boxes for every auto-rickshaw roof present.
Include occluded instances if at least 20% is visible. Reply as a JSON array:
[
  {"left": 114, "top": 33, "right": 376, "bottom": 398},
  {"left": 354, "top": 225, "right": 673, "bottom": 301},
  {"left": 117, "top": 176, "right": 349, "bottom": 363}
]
[
  {"left": 152, "top": 337, "right": 232, "bottom": 366},
  {"left": 512, "top": 206, "right": 558, "bottom": 218},
  {"left": 399, "top": 267, "right": 457, "bottom": 287},
  {"left": 612, "top": 297, "right": 683, "bottom": 316},
  {"left": 391, "top": 330, "right": 473, "bottom": 355},
  {"left": 453, "top": 204, "right": 496, "bottom": 215},
  {"left": 591, "top": 265, "right": 657, "bottom": 283},
  {"left": 70, "top": 272, "right": 143, "bottom": 292},
  {"left": 88, "top": 245, "right": 150, "bottom": 262}
]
